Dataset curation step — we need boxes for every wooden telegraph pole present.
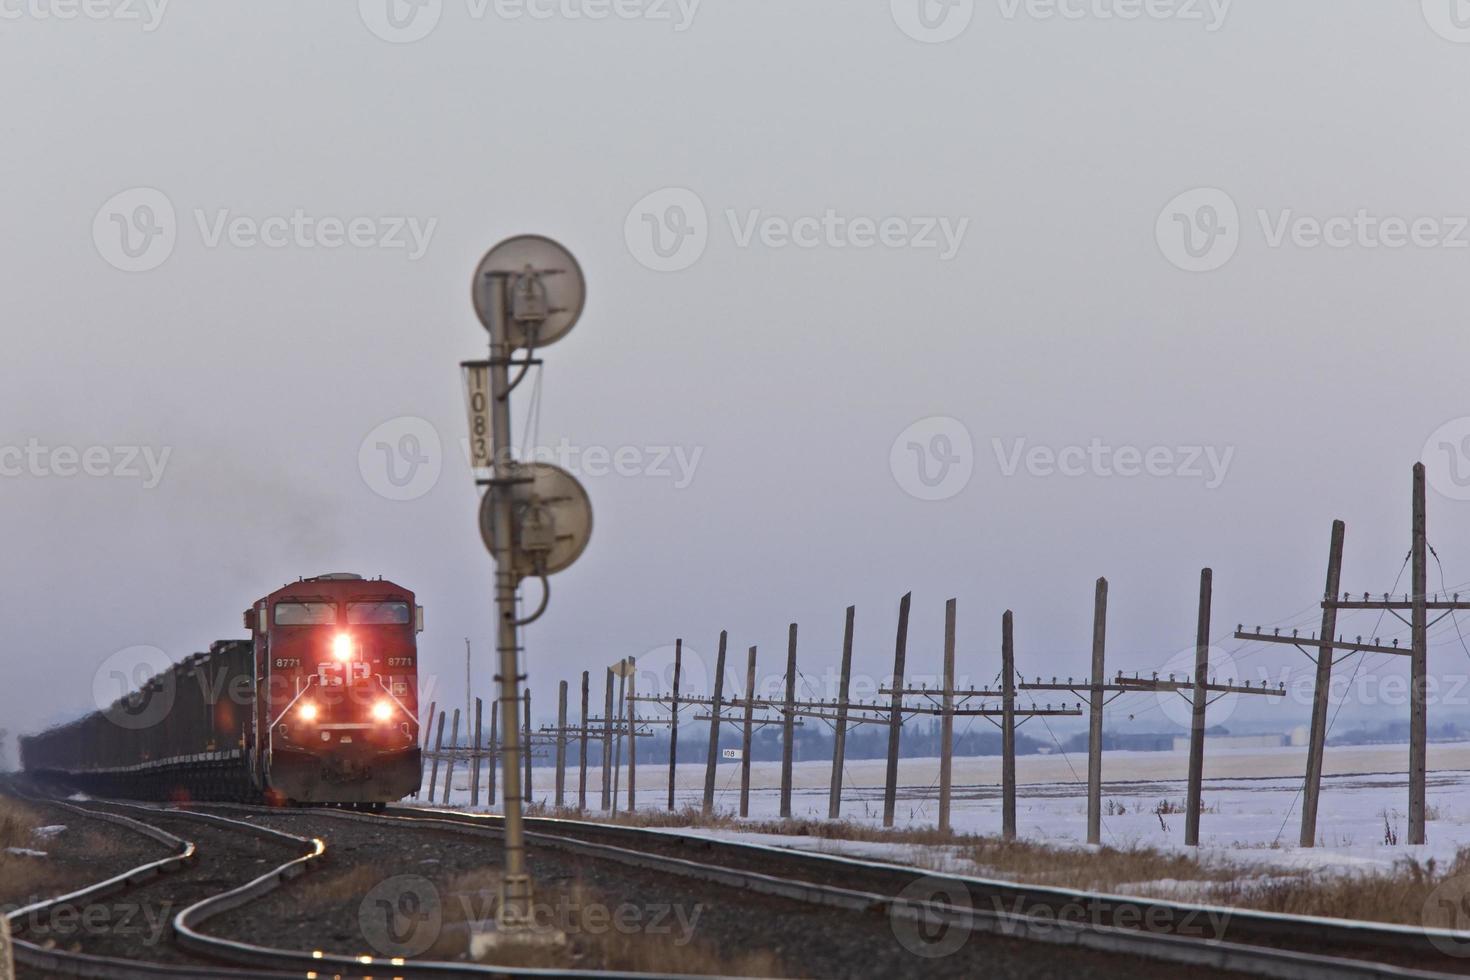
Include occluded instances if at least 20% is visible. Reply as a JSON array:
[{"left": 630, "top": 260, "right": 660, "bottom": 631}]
[
  {"left": 703, "top": 631, "right": 728, "bottom": 815},
  {"left": 627, "top": 657, "right": 638, "bottom": 813},
  {"left": 471, "top": 697, "right": 483, "bottom": 808},
  {"left": 938, "top": 599, "right": 956, "bottom": 834},
  {"left": 579, "top": 671, "right": 590, "bottom": 812},
  {"left": 522, "top": 689, "right": 532, "bottom": 807},
  {"left": 1411, "top": 463, "right": 1429, "bottom": 844},
  {"left": 1086, "top": 579, "right": 1107, "bottom": 845},
  {"left": 601, "top": 668, "right": 614, "bottom": 810},
  {"left": 1302, "top": 522, "right": 1345, "bottom": 846},
  {"left": 780, "top": 625, "right": 798, "bottom": 819},
  {"left": 555, "top": 680, "right": 568, "bottom": 809},
  {"left": 829, "top": 606, "right": 855, "bottom": 820},
  {"left": 668, "top": 640, "right": 683, "bottom": 811},
  {"left": 883, "top": 593, "right": 912, "bottom": 828},
  {"left": 1001, "top": 611, "right": 1017, "bottom": 841},
  {"left": 443, "top": 708, "right": 461, "bottom": 805},
  {"left": 739, "top": 647, "right": 758, "bottom": 818},
  {"left": 1236, "top": 465, "right": 1465, "bottom": 847},
  {"left": 1184, "top": 570, "right": 1212, "bottom": 847}
]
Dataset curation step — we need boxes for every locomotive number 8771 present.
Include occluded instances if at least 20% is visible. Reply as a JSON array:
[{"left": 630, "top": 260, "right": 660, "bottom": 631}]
[
  {"left": 250, "top": 573, "right": 424, "bottom": 805},
  {"left": 21, "top": 573, "right": 424, "bottom": 807}
]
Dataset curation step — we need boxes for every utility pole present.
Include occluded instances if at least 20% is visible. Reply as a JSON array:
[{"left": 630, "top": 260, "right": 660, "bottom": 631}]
[
  {"left": 668, "top": 640, "right": 682, "bottom": 811},
  {"left": 938, "top": 599, "right": 956, "bottom": 834},
  {"left": 829, "top": 606, "right": 855, "bottom": 820},
  {"left": 1184, "top": 569, "right": 1211, "bottom": 847},
  {"left": 740, "top": 647, "right": 757, "bottom": 818},
  {"left": 627, "top": 657, "right": 638, "bottom": 813},
  {"left": 780, "top": 625, "right": 798, "bottom": 820},
  {"left": 443, "top": 708, "right": 461, "bottom": 806},
  {"left": 1235, "top": 465, "right": 1465, "bottom": 847},
  {"left": 883, "top": 593, "right": 912, "bottom": 828},
  {"left": 1001, "top": 611, "right": 1016, "bottom": 841},
  {"left": 1300, "top": 522, "right": 1345, "bottom": 847},
  {"left": 579, "top": 671, "right": 589, "bottom": 813},
  {"left": 703, "top": 631, "right": 728, "bottom": 816},
  {"left": 1411, "top": 463, "right": 1428, "bottom": 845},
  {"left": 1087, "top": 579, "right": 1107, "bottom": 845},
  {"left": 555, "top": 680, "right": 568, "bottom": 809}
]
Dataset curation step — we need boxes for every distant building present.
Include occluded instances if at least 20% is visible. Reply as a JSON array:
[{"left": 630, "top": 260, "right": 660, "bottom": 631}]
[{"left": 1172, "top": 733, "right": 1286, "bottom": 752}]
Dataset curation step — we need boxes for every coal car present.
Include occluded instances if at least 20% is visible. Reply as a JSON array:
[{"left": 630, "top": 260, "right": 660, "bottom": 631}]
[{"left": 22, "top": 574, "right": 424, "bottom": 807}]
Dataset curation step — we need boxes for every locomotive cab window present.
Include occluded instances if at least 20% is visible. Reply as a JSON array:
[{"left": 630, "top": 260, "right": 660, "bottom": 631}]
[
  {"left": 347, "top": 601, "right": 411, "bottom": 625},
  {"left": 274, "top": 602, "right": 338, "bottom": 626}
]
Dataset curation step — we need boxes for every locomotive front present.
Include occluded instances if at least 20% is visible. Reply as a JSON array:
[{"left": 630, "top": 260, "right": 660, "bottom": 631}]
[{"left": 249, "top": 574, "right": 424, "bottom": 805}]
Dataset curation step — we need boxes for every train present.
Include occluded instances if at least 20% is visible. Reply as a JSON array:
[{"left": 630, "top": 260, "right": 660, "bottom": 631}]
[{"left": 21, "top": 574, "right": 424, "bottom": 808}]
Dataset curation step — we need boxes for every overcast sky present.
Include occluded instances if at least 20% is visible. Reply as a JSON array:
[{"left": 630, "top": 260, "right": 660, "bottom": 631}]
[{"left": 5, "top": 1, "right": 1470, "bottom": 763}]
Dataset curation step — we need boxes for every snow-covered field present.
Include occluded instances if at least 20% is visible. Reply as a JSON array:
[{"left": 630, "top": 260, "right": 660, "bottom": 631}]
[{"left": 420, "top": 740, "right": 1470, "bottom": 877}]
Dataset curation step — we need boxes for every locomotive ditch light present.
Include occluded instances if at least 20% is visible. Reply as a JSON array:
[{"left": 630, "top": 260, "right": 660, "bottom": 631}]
[
  {"left": 371, "top": 701, "right": 393, "bottom": 723},
  {"left": 299, "top": 703, "right": 319, "bottom": 722}
]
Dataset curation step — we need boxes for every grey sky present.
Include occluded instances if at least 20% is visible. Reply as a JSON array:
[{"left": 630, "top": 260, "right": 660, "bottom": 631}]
[{"left": 4, "top": 1, "right": 1470, "bottom": 760}]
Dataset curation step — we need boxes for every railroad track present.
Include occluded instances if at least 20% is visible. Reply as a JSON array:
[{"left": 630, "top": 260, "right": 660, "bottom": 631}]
[
  {"left": 2, "top": 784, "right": 733, "bottom": 979},
  {"left": 303, "top": 803, "right": 1470, "bottom": 980},
  {"left": 15, "top": 786, "right": 1470, "bottom": 979}
]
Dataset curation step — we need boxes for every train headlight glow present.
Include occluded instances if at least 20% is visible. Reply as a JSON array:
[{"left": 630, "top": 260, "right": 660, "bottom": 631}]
[
  {"left": 299, "top": 703, "right": 319, "bottom": 722},
  {"left": 371, "top": 701, "right": 393, "bottom": 723},
  {"left": 333, "top": 633, "right": 352, "bottom": 661}
]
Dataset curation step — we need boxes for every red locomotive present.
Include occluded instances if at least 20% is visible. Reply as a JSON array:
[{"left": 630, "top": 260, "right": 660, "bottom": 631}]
[{"left": 22, "top": 574, "right": 424, "bottom": 807}]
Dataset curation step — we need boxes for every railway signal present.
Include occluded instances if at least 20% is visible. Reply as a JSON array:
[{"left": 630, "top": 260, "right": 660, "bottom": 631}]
[{"left": 463, "top": 235, "right": 593, "bottom": 940}]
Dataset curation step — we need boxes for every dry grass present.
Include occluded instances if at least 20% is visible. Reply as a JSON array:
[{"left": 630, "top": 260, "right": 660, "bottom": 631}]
[
  {"left": 522, "top": 805, "right": 1470, "bottom": 930},
  {"left": 0, "top": 796, "right": 62, "bottom": 900},
  {"left": 1219, "top": 848, "right": 1470, "bottom": 927}
]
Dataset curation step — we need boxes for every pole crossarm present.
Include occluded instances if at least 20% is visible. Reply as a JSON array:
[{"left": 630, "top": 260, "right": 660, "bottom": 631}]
[
  {"left": 1322, "top": 598, "right": 1470, "bottom": 610},
  {"left": 1233, "top": 629, "right": 1408, "bottom": 657},
  {"left": 1113, "top": 674, "right": 1287, "bottom": 697}
]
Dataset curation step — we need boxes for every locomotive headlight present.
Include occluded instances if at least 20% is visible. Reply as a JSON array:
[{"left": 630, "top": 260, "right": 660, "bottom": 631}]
[
  {"left": 299, "top": 703, "right": 319, "bottom": 722},
  {"left": 332, "top": 633, "right": 353, "bottom": 661},
  {"left": 371, "top": 700, "right": 393, "bottom": 723}
]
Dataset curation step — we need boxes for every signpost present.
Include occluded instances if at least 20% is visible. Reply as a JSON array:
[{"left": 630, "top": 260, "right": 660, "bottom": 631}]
[{"left": 463, "top": 235, "right": 593, "bottom": 943}]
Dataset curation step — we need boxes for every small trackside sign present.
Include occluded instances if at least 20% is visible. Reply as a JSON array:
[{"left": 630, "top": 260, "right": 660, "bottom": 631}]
[{"left": 722, "top": 748, "right": 742, "bottom": 760}]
